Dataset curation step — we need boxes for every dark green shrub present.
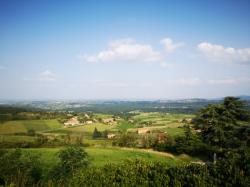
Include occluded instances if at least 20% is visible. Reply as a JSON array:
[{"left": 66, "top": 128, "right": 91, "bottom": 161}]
[{"left": 49, "top": 146, "right": 89, "bottom": 182}]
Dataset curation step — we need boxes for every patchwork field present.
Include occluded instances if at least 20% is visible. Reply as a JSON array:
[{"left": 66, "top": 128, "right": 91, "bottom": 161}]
[
  {"left": 115, "top": 120, "right": 136, "bottom": 131},
  {"left": 0, "top": 119, "right": 62, "bottom": 134},
  {"left": 0, "top": 112, "right": 192, "bottom": 145},
  {"left": 132, "top": 112, "right": 193, "bottom": 126},
  {"left": 0, "top": 135, "right": 37, "bottom": 143},
  {"left": 124, "top": 112, "right": 193, "bottom": 137},
  {"left": 65, "top": 123, "right": 116, "bottom": 133}
]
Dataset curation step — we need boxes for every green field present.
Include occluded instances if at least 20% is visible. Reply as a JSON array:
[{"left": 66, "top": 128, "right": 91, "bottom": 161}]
[
  {"left": 132, "top": 112, "right": 193, "bottom": 126},
  {"left": 21, "top": 147, "right": 181, "bottom": 170},
  {"left": 0, "top": 119, "right": 62, "bottom": 134},
  {"left": 163, "top": 127, "right": 185, "bottom": 136},
  {"left": 65, "top": 123, "right": 116, "bottom": 133},
  {"left": 0, "top": 135, "right": 37, "bottom": 143},
  {"left": 123, "top": 112, "right": 191, "bottom": 137},
  {"left": 0, "top": 112, "right": 201, "bottom": 181},
  {"left": 115, "top": 120, "right": 136, "bottom": 131},
  {"left": 0, "top": 113, "right": 189, "bottom": 144}
]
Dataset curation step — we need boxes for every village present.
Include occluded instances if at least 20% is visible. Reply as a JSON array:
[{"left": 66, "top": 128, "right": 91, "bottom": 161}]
[{"left": 60, "top": 112, "right": 193, "bottom": 147}]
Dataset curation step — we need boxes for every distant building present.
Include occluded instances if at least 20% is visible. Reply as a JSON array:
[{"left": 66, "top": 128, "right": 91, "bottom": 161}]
[
  {"left": 181, "top": 118, "right": 192, "bottom": 123},
  {"left": 85, "top": 120, "right": 93, "bottom": 124},
  {"left": 102, "top": 118, "right": 114, "bottom": 124},
  {"left": 137, "top": 128, "right": 150, "bottom": 134},
  {"left": 107, "top": 133, "right": 116, "bottom": 139},
  {"left": 64, "top": 117, "right": 80, "bottom": 126}
]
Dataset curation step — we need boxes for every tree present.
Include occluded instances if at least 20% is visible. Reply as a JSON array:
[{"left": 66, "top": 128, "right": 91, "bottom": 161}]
[
  {"left": 112, "top": 132, "right": 138, "bottom": 147},
  {"left": 50, "top": 146, "right": 89, "bottom": 181},
  {"left": 27, "top": 129, "right": 35, "bottom": 136},
  {"left": 92, "top": 127, "right": 102, "bottom": 139},
  {"left": 193, "top": 97, "right": 250, "bottom": 156},
  {"left": 223, "top": 97, "right": 250, "bottom": 121},
  {"left": 0, "top": 149, "right": 42, "bottom": 186},
  {"left": 175, "top": 125, "right": 205, "bottom": 155}
]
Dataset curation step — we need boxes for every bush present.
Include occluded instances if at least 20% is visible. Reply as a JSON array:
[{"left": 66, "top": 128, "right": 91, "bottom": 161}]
[
  {"left": 112, "top": 132, "right": 138, "bottom": 147},
  {"left": 92, "top": 127, "right": 102, "bottom": 139},
  {"left": 49, "top": 146, "right": 89, "bottom": 182},
  {"left": 27, "top": 129, "right": 36, "bottom": 136},
  {"left": 0, "top": 149, "right": 42, "bottom": 186},
  {"left": 70, "top": 160, "right": 212, "bottom": 187}
]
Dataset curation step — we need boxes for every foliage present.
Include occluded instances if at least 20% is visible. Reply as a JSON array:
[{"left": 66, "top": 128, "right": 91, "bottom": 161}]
[
  {"left": 208, "top": 149, "right": 250, "bottom": 187},
  {"left": 92, "top": 127, "right": 102, "bottom": 139},
  {"left": 153, "top": 135, "right": 177, "bottom": 152},
  {"left": 174, "top": 125, "right": 208, "bottom": 156},
  {"left": 49, "top": 146, "right": 89, "bottom": 181},
  {"left": 0, "top": 149, "right": 42, "bottom": 186},
  {"left": 193, "top": 97, "right": 249, "bottom": 150},
  {"left": 1, "top": 148, "right": 249, "bottom": 186},
  {"left": 140, "top": 133, "right": 157, "bottom": 148},
  {"left": 70, "top": 158, "right": 250, "bottom": 187},
  {"left": 112, "top": 132, "right": 138, "bottom": 147},
  {"left": 27, "top": 129, "right": 36, "bottom": 136}
]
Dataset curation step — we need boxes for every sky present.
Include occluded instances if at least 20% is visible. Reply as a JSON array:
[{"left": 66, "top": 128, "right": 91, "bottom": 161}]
[{"left": 0, "top": 0, "right": 250, "bottom": 100}]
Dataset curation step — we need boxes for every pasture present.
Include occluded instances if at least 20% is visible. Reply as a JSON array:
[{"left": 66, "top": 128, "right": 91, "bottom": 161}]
[
  {"left": 0, "top": 119, "right": 62, "bottom": 134},
  {"left": 125, "top": 112, "right": 193, "bottom": 137},
  {"left": 132, "top": 112, "right": 193, "bottom": 126},
  {"left": 21, "top": 147, "right": 181, "bottom": 170},
  {"left": 0, "top": 135, "right": 36, "bottom": 143},
  {"left": 65, "top": 123, "right": 116, "bottom": 133}
]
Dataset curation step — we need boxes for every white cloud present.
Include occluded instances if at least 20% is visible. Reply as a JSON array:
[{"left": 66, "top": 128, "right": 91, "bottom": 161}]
[
  {"left": 160, "top": 38, "right": 184, "bottom": 53},
  {"left": 38, "top": 70, "right": 56, "bottom": 82},
  {"left": 198, "top": 42, "right": 250, "bottom": 63},
  {"left": 80, "top": 38, "right": 162, "bottom": 63},
  {"left": 79, "top": 37, "right": 185, "bottom": 63}
]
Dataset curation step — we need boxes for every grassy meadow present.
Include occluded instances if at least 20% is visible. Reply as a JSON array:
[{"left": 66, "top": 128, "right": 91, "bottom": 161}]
[
  {"left": 21, "top": 147, "right": 181, "bottom": 170},
  {"left": 0, "top": 119, "right": 62, "bottom": 134}
]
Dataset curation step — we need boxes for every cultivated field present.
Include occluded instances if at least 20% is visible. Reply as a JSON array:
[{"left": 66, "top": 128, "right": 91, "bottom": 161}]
[
  {"left": 0, "top": 119, "right": 62, "bottom": 134},
  {"left": 0, "top": 112, "right": 193, "bottom": 145}
]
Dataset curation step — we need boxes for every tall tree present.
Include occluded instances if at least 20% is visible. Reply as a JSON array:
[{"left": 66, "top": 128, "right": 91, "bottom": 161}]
[
  {"left": 92, "top": 127, "right": 102, "bottom": 139},
  {"left": 193, "top": 97, "right": 250, "bottom": 152}
]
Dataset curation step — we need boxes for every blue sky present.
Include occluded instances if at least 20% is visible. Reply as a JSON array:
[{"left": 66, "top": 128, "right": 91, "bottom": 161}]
[{"left": 0, "top": 0, "right": 250, "bottom": 100}]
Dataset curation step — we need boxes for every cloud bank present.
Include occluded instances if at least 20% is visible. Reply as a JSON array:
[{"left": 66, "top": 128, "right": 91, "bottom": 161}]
[
  {"left": 79, "top": 38, "right": 250, "bottom": 66},
  {"left": 198, "top": 42, "right": 250, "bottom": 63},
  {"left": 80, "top": 38, "right": 183, "bottom": 63}
]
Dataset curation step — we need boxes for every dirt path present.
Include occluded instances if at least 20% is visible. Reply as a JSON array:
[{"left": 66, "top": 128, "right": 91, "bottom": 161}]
[{"left": 119, "top": 147, "right": 175, "bottom": 158}]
